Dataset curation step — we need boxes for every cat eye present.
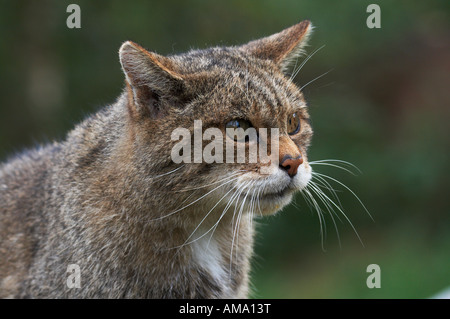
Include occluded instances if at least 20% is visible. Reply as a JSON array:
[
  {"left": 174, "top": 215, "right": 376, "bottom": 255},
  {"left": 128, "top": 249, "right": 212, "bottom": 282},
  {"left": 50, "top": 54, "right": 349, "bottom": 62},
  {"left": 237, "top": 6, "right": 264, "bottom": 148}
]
[
  {"left": 287, "top": 112, "right": 301, "bottom": 135},
  {"left": 226, "top": 119, "right": 253, "bottom": 142}
]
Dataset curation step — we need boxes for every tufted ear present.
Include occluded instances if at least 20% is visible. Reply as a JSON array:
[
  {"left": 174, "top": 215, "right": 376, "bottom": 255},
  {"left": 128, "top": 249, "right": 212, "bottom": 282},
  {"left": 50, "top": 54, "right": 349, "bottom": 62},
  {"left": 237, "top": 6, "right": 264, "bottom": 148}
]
[
  {"left": 119, "top": 41, "right": 184, "bottom": 118},
  {"left": 240, "top": 20, "right": 313, "bottom": 73}
]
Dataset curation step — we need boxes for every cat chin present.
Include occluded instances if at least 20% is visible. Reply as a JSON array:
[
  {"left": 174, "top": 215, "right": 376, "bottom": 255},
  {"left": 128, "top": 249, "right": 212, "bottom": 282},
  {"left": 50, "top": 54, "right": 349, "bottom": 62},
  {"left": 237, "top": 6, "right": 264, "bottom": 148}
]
[
  {"left": 258, "top": 168, "right": 312, "bottom": 216},
  {"left": 229, "top": 163, "right": 312, "bottom": 216},
  {"left": 257, "top": 191, "right": 295, "bottom": 215},
  {"left": 234, "top": 185, "right": 296, "bottom": 216}
]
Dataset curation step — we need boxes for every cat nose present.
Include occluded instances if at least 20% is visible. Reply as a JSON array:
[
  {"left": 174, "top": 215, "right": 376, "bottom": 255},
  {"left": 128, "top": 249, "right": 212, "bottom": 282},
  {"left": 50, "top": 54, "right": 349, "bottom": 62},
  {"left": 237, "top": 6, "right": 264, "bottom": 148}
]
[{"left": 279, "top": 155, "right": 303, "bottom": 177}]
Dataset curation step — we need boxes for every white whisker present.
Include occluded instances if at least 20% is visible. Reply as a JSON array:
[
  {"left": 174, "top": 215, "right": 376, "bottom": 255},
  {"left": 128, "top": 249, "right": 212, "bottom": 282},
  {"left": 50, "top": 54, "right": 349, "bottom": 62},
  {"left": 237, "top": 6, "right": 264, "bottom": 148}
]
[
  {"left": 303, "top": 187, "right": 327, "bottom": 250},
  {"left": 229, "top": 181, "right": 251, "bottom": 275},
  {"left": 171, "top": 188, "right": 236, "bottom": 252},
  {"left": 299, "top": 69, "right": 332, "bottom": 91},
  {"left": 149, "top": 164, "right": 185, "bottom": 180},
  {"left": 311, "top": 174, "right": 344, "bottom": 210},
  {"left": 310, "top": 159, "right": 362, "bottom": 173},
  {"left": 302, "top": 158, "right": 372, "bottom": 249},
  {"left": 308, "top": 181, "right": 342, "bottom": 248},
  {"left": 313, "top": 172, "right": 373, "bottom": 222},
  {"left": 151, "top": 176, "right": 240, "bottom": 221},
  {"left": 179, "top": 172, "right": 243, "bottom": 192},
  {"left": 290, "top": 44, "right": 326, "bottom": 82},
  {"left": 310, "top": 175, "right": 365, "bottom": 247},
  {"left": 310, "top": 162, "right": 358, "bottom": 176},
  {"left": 206, "top": 181, "right": 247, "bottom": 250}
]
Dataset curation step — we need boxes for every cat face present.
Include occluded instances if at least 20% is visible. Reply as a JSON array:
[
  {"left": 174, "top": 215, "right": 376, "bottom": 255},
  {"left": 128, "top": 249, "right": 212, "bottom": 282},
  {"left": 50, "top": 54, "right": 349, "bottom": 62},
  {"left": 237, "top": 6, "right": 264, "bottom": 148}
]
[{"left": 119, "top": 21, "right": 313, "bottom": 217}]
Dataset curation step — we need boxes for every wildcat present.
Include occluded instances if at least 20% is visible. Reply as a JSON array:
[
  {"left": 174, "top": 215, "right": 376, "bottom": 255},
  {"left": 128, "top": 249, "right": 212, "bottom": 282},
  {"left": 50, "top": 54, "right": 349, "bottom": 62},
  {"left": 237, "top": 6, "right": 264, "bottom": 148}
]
[{"left": 0, "top": 20, "right": 313, "bottom": 298}]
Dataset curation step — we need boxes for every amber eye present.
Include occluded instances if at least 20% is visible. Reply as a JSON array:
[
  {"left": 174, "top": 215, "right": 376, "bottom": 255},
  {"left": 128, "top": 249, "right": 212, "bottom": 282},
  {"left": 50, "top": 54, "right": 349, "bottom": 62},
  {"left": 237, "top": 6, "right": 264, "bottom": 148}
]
[
  {"left": 226, "top": 119, "right": 253, "bottom": 142},
  {"left": 287, "top": 112, "right": 301, "bottom": 135}
]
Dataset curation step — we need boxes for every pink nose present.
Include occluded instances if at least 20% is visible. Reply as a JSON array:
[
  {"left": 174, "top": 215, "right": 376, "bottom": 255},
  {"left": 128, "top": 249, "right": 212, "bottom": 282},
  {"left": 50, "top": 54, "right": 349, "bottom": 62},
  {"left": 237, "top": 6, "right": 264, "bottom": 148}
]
[{"left": 279, "top": 155, "right": 303, "bottom": 177}]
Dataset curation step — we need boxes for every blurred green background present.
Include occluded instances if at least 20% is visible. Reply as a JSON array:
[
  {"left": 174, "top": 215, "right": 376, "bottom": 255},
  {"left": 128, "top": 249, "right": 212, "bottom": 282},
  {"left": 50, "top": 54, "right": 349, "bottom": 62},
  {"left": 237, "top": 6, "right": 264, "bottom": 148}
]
[{"left": 0, "top": 0, "right": 449, "bottom": 298}]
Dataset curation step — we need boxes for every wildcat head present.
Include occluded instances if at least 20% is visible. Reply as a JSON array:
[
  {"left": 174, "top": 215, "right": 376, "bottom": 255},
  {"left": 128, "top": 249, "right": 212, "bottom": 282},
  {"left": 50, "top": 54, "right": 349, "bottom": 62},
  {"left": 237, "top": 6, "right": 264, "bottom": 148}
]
[{"left": 118, "top": 21, "right": 313, "bottom": 220}]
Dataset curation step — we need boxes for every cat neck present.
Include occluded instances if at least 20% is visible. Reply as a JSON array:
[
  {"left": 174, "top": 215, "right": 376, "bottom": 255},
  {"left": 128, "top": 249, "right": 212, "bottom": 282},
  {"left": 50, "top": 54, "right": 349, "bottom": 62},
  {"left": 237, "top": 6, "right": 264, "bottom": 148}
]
[{"left": 62, "top": 96, "right": 256, "bottom": 297}]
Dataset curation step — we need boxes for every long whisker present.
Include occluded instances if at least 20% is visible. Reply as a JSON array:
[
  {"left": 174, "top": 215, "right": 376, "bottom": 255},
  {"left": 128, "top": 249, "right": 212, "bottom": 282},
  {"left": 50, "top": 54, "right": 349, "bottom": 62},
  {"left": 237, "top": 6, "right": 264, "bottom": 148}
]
[
  {"left": 300, "top": 69, "right": 333, "bottom": 91},
  {"left": 310, "top": 162, "right": 358, "bottom": 176},
  {"left": 310, "top": 159, "right": 363, "bottom": 175},
  {"left": 288, "top": 56, "right": 300, "bottom": 83},
  {"left": 303, "top": 157, "right": 373, "bottom": 249},
  {"left": 309, "top": 179, "right": 343, "bottom": 224},
  {"left": 256, "top": 184, "right": 264, "bottom": 216},
  {"left": 303, "top": 186, "right": 327, "bottom": 250},
  {"left": 311, "top": 174, "right": 344, "bottom": 211},
  {"left": 290, "top": 44, "right": 326, "bottom": 82},
  {"left": 309, "top": 175, "right": 365, "bottom": 247},
  {"left": 229, "top": 181, "right": 251, "bottom": 274},
  {"left": 313, "top": 172, "right": 373, "bottom": 221},
  {"left": 178, "top": 172, "right": 243, "bottom": 192},
  {"left": 308, "top": 181, "right": 342, "bottom": 248},
  {"left": 206, "top": 181, "right": 248, "bottom": 249},
  {"left": 234, "top": 195, "right": 246, "bottom": 265},
  {"left": 248, "top": 182, "right": 258, "bottom": 230},
  {"left": 172, "top": 186, "right": 237, "bottom": 250},
  {"left": 148, "top": 164, "right": 185, "bottom": 180},
  {"left": 150, "top": 176, "right": 240, "bottom": 221}
]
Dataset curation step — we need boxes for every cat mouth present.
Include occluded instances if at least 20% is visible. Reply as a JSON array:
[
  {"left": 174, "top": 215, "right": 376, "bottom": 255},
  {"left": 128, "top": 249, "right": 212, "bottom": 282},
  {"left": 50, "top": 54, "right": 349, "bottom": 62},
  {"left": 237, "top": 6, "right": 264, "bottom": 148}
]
[
  {"left": 231, "top": 168, "right": 311, "bottom": 214},
  {"left": 261, "top": 187, "right": 292, "bottom": 200},
  {"left": 238, "top": 185, "right": 294, "bottom": 204},
  {"left": 224, "top": 182, "right": 298, "bottom": 216},
  {"left": 260, "top": 187, "right": 294, "bottom": 202}
]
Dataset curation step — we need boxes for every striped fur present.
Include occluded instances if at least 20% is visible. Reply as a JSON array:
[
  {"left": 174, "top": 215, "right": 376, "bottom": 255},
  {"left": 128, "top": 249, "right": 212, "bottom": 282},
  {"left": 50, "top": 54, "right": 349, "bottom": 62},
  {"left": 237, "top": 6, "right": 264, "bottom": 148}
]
[{"left": 0, "top": 21, "right": 313, "bottom": 298}]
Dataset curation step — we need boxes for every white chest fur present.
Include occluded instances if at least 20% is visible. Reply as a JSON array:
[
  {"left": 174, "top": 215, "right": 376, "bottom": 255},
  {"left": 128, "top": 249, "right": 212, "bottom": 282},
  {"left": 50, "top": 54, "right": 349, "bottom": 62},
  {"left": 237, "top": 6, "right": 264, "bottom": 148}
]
[{"left": 191, "top": 233, "right": 233, "bottom": 297}]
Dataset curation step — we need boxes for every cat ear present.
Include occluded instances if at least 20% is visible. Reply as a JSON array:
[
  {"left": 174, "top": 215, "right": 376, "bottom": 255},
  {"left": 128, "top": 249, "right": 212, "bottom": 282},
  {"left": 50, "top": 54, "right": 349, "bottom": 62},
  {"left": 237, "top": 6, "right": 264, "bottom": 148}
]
[
  {"left": 119, "top": 41, "right": 184, "bottom": 118},
  {"left": 241, "top": 20, "right": 312, "bottom": 73}
]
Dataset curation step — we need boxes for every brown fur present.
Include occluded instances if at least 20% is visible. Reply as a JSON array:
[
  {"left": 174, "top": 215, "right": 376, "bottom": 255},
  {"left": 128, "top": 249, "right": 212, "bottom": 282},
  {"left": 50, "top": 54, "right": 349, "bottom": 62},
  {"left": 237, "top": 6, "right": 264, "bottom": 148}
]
[{"left": 0, "top": 21, "right": 313, "bottom": 298}]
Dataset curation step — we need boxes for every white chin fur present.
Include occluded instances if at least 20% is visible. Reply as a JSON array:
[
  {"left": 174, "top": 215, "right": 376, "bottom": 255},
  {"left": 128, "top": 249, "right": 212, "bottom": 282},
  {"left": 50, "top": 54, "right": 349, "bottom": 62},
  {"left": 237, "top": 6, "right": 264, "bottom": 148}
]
[
  {"left": 291, "top": 163, "right": 312, "bottom": 191},
  {"left": 232, "top": 163, "right": 312, "bottom": 215}
]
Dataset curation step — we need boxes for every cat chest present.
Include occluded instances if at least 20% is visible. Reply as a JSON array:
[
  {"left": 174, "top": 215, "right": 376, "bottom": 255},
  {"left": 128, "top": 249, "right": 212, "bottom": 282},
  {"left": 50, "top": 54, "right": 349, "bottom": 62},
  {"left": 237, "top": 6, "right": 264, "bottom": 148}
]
[{"left": 191, "top": 234, "right": 241, "bottom": 298}]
